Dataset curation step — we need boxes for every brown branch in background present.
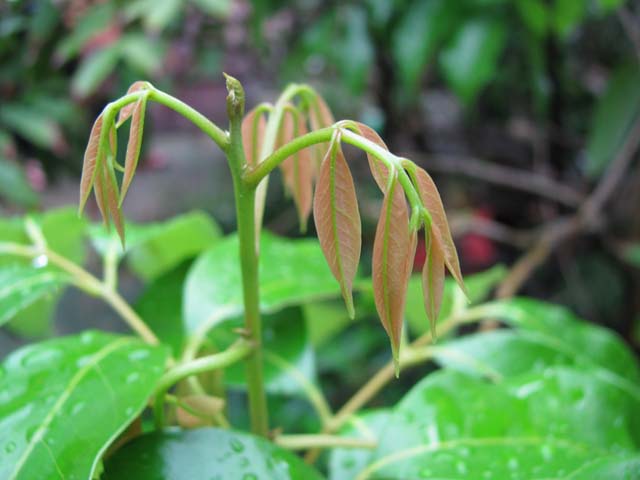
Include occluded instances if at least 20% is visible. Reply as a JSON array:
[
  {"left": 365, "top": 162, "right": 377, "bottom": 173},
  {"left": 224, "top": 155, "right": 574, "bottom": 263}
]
[
  {"left": 497, "top": 116, "right": 640, "bottom": 297},
  {"left": 404, "top": 153, "right": 585, "bottom": 207}
]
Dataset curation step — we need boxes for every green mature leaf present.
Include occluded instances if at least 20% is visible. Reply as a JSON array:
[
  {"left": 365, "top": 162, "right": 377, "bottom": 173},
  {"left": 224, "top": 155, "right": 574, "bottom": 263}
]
[
  {"left": 329, "top": 410, "right": 392, "bottom": 480},
  {"left": 0, "top": 265, "right": 69, "bottom": 328},
  {"left": 439, "top": 17, "right": 507, "bottom": 105},
  {"left": 55, "top": 3, "right": 115, "bottom": 61},
  {"left": 184, "top": 232, "right": 351, "bottom": 335},
  {"left": 209, "top": 306, "right": 316, "bottom": 395},
  {"left": 335, "top": 6, "right": 373, "bottom": 94},
  {"left": 552, "top": 0, "right": 587, "bottom": 36},
  {"left": 516, "top": 0, "right": 549, "bottom": 36},
  {"left": 1, "top": 208, "right": 86, "bottom": 337},
  {"left": 391, "top": 0, "right": 458, "bottom": 91},
  {"left": 91, "top": 211, "right": 221, "bottom": 281},
  {"left": 365, "top": 368, "right": 639, "bottom": 479},
  {"left": 0, "top": 331, "right": 168, "bottom": 480},
  {"left": 586, "top": 64, "right": 640, "bottom": 178},
  {"left": 485, "top": 298, "right": 640, "bottom": 383},
  {"left": 103, "top": 428, "right": 323, "bottom": 479},
  {"left": 135, "top": 264, "right": 189, "bottom": 356},
  {"left": 119, "top": 34, "right": 164, "bottom": 74}
]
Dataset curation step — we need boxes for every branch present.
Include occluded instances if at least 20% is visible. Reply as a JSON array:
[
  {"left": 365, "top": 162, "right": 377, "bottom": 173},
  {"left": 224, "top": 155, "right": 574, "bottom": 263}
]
[{"left": 404, "top": 153, "right": 585, "bottom": 207}]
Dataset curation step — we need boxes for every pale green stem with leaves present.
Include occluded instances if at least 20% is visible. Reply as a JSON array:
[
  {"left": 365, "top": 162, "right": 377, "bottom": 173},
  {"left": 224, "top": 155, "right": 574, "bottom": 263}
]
[
  {"left": 0, "top": 242, "right": 158, "bottom": 345},
  {"left": 153, "top": 339, "right": 253, "bottom": 428},
  {"left": 275, "top": 434, "right": 377, "bottom": 451}
]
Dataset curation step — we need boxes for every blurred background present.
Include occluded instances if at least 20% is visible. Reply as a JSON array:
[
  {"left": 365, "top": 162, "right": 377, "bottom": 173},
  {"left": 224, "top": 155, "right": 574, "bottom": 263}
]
[{"left": 1, "top": 0, "right": 639, "bottom": 358}]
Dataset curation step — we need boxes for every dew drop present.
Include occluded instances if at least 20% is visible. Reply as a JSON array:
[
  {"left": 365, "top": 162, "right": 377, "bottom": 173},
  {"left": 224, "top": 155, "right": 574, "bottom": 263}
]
[
  {"left": 230, "top": 438, "right": 245, "bottom": 453},
  {"left": 342, "top": 457, "right": 356, "bottom": 469},
  {"left": 80, "top": 331, "right": 96, "bottom": 345},
  {"left": 125, "top": 407, "right": 134, "bottom": 416},
  {"left": 4, "top": 441, "right": 16, "bottom": 453},
  {"left": 71, "top": 402, "right": 85, "bottom": 415},
  {"left": 126, "top": 372, "right": 140, "bottom": 384},
  {"left": 419, "top": 468, "right": 432, "bottom": 478},
  {"left": 21, "top": 348, "right": 62, "bottom": 368},
  {"left": 32, "top": 254, "right": 48, "bottom": 269},
  {"left": 456, "top": 461, "right": 468, "bottom": 474},
  {"left": 541, "top": 444, "right": 553, "bottom": 462},
  {"left": 239, "top": 456, "right": 249, "bottom": 467},
  {"left": 242, "top": 474, "right": 257, "bottom": 480},
  {"left": 508, "top": 458, "right": 519, "bottom": 470},
  {"left": 128, "top": 349, "right": 150, "bottom": 361}
]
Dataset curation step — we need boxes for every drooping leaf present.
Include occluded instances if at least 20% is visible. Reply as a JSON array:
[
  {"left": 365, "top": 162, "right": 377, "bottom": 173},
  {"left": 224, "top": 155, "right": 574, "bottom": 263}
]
[
  {"left": 117, "top": 81, "right": 151, "bottom": 126},
  {"left": 241, "top": 105, "right": 267, "bottom": 166},
  {"left": 120, "top": 94, "right": 147, "bottom": 204},
  {"left": 308, "top": 92, "right": 335, "bottom": 171},
  {"left": 280, "top": 112, "right": 314, "bottom": 230},
  {"left": 313, "top": 135, "right": 361, "bottom": 318},
  {"left": 0, "top": 265, "right": 69, "bottom": 328},
  {"left": 413, "top": 166, "right": 465, "bottom": 295},
  {"left": 351, "top": 122, "right": 389, "bottom": 191},
  {"left": 71, "top": 45, "right": 121, "bottom": 98},
  {"left": 422, "top": 232, "right": 445, "bottom": 338},
  {"left": 79, "top": 114, "right": 104, "bottom": 213},
  {"left": 103, "top": 428, "right": 324, "bottom": 479},
  {"left": 0, "top": 331, "right": 168, "bottom": 480},
  {"left": 103, "top": 155, "right": 125, "bottom": 246},
  {"left": 372, "top": 176, "right": 415, "bottom": 368}
]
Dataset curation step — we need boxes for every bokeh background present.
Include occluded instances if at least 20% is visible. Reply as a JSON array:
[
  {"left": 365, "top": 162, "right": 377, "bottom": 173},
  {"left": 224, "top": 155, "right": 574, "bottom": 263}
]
[{"left": 1, "top": 0, "right": 639, "bottom": 359}]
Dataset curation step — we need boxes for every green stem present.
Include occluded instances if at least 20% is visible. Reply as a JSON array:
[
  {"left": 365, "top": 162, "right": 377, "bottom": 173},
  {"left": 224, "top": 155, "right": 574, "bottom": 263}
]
[
  {"left": 275, "top": 434, "right": 377, "bottom": 451},
  {"left": 153, "top": 339, "right": 253, "bottom": 428},
  {"left": 105, "top": 88, "right": 229, "bottom": 151},
  {"left": 225, "top": 75, "right": 270, "bottom": 437}
]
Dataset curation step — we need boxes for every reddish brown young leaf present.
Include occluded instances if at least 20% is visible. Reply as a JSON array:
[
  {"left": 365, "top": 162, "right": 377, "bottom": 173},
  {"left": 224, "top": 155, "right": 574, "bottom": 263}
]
[
  {"left": 241, "top": 107, "right": 267, "bottom": 167},
  {"left": 119, "top": 95, "right": 147, "bottom": 205},
  {"left": 313, "top": 135, "right": 361, "bottom": 318},
  {"left": 79, "top": 114, "right": 104, "bottom": 214},
  {"left": 103, "top": 156, "right": 125, "bottom": 246},
  {"left": 117, "top": 81, "right": 150, "bottom": 126},
  {"left": 422, "top": 231, "right": 445, "bottom": 338},
  {"left": 372, "top": 176, "right": 416, "bottom": 370},
  {"left": 280, "top": 114, "right": 314, "bottom": 230},
  {"left": 93, "top": 159, "right": 109, "bottom": 229},
  {"left": 413, "top": 167, "right": 466, "bottom": 294},
  {"left": 308, "top": 94, "right": 336, "bottom": 173},
  {"left": 351, "top": 122, "right": 389, "bottom": 191}
]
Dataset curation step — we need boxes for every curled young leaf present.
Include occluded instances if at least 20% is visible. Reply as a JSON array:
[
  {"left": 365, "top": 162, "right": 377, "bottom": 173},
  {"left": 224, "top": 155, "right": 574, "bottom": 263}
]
[
  {"left": 241, "top": 106, "right": 267, "bottom": 167},
  {"left": 79, "top": 114, "right": 105, "bottom": 214},
  {"left": 104, "top": 156, "right": 125, "bottom": 246},
  {"left": 372, "top": 174, "right": 416, "bottom": 371},
  {"left": 422, "top": 230, "right": 445, "bottom": 338},
  {"left": 117, "top": 81, "right": 151, "bottom": 127},
  {"left": 313, "top": 133, "right": 361, "bottom": 318},
  {"left": 280, "top": 110, "right": 314, "bottom": 231},
  {"left": 413, "top": 167, "right": 466, "bottom": 295},
  {"left": 119, "top": 94, "right": 148, "bottom": 205}
]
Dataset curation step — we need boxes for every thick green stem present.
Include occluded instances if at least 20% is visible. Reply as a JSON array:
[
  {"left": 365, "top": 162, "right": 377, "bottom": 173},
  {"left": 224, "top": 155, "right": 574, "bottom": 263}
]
[{"left": 225, "top": 75, "right": 270, "bottom": 437}]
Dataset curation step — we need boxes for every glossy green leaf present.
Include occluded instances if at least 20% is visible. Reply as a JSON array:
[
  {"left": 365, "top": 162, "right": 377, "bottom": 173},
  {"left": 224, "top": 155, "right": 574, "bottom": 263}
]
[
  {"left": 0, "top": 331, "right": 168, "bottom": 480},
  {"left": 103, "top": 428, "right": 323, "bottom": 479},
  {"left": 91, "top": 211, "right": 221, "bottom": 281},
  {"left": 365, "top": 368, "right": 639, "bottom": 479},
  {"left": 135, "top": 264, "right": 189, "bottom": 356},
  {"left": 209, "top": 306, "right": 316, "bottom": 395},
  {"left": 0, "top": 104, "right": 61, "bottom": 150},
  {"left": 329, "top": 410, "right": 391, "bottom": 480},
  {"left": 586, "top": 64, "right": 640, "bottom": 178},
  {"left": 0, "top": 264, "right": 69, "bottom": 328},
  {"left": 1, "top": 208, "right": 86, "bottom": 337},
  {"left": 184, "top": 232, "right": 352, "bottom": 335},
  {"left": 552, "top": 0, "right": 587, "bottom": 36},
  {"left": 484, "top": 298, "right": 640, "bottom": 383},
  {"left": 439, "top": 18, "right": 507, "bottom": 104}
]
